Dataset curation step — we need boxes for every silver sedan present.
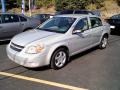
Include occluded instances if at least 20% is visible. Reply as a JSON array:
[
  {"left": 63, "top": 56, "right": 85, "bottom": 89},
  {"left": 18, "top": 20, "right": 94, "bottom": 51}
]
[
  {"left": 0, "top": 13, "right": 40, "bottom": 41},
  {"left": 6, "top": 14, "right": 110, "bottom": 70}
]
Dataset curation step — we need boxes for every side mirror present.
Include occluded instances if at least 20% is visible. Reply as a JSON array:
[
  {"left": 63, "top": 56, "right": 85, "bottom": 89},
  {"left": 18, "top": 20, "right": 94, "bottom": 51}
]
[{"left": 72, "top": 30, "right": 83, "bottom": 34}]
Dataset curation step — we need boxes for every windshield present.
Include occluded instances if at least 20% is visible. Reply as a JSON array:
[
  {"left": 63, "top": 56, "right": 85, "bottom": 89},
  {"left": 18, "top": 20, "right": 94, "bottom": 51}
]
[
  {"left": 37, "top": 17, "right": 76, "bottom": 33},
  {"left": 55, "top": 10, "right": 73, "bottom": 15},
  {"left": 111, "top": 14, "right": 120, "bottom": 19}
]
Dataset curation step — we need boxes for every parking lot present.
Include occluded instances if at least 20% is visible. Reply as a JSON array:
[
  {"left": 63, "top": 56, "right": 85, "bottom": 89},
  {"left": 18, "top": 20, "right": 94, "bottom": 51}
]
[{"left": 0, "top": 34, "right": 120, "bottom": 90}]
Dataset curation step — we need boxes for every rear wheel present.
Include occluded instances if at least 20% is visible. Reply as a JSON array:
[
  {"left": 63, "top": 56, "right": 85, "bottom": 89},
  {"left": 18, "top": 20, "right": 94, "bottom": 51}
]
[
  {"left": 99, "top": 35, "right": 108, "bottom": 49},
  {"left": 50, "top": 48, "right": 69, "bottom": 70}
]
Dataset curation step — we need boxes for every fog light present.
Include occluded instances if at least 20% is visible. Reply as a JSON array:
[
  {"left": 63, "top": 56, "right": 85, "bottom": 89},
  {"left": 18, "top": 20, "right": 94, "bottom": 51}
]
[{"left": 26, "top": 62, "right": 39, "bottom": 67}]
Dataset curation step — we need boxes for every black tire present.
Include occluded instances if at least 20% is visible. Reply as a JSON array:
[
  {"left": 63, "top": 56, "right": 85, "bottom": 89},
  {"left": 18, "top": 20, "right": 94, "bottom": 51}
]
[
  {"left": 50, "top": 48, "right": 69, "bottom": 70},
  {"left": 99, "top": 35, "right": 108, "bottom": 49}
]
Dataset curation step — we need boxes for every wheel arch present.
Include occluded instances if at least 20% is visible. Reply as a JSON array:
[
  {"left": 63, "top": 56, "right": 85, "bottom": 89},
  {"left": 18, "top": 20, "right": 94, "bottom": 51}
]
[
  {"left": 23, "top": 27, "right": 33, "bottom": 32},
  {"left": 99, "top": 33, "right": 109, "bottom": 43},
  {"left": 46, "top": 44, "right": 69, "bottom": 65},
  {"left": 99, "top": 33, "right": 109, "bottom": 49},
  {"left": 103, "top": 33, "right": 109, "bottom": 38}
]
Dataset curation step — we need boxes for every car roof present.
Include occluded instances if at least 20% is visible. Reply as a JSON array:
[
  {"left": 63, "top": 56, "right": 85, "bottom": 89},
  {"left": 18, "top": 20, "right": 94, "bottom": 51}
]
[
  {"left": 56, "top": 10, "right": 93, "bottom": 14},
  {"left": 55, "top": 14, "right": 99, "bottom": 18}
]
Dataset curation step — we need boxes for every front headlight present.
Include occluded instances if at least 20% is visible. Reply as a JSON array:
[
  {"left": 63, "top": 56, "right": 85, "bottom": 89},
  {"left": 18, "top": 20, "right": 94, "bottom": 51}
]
[
  {"left": 25, "top": 44, "right": 44, "bottom": 54},
  {"left": 110, "top": 25, "right": 115, "bottom": 29}
]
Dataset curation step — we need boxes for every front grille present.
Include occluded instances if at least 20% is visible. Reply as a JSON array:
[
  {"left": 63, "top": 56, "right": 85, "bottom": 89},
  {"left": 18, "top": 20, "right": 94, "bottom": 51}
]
[{"left": 10, "top": 42, "right": 24, "bottom": 52}]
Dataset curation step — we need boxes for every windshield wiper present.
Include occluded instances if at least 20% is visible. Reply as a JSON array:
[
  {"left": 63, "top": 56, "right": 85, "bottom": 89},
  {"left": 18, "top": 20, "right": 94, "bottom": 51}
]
[
  {"left": 36, "top": 28, "right": 65, "bottom": 34},
  {"left": 36, "top": 28, "right": 51, "bottom": 31}
]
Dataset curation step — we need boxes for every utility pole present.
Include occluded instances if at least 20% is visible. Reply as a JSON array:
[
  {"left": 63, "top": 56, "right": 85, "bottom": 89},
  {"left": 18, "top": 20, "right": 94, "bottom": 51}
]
[
  {"left": 22, "top": 0, "right": 25, "bottom": 14},
  {"left": 1, "top": 0, "right": 6, "bottom": 13},
  {"left": 29, "top": 0, "right": 32, "bottom": 16}
]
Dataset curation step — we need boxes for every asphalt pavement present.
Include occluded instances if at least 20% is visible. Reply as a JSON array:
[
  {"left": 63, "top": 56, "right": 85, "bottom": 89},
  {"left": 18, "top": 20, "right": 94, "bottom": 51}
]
[{"left": 0, "top": 35, "right": 120, "bottom": 90}]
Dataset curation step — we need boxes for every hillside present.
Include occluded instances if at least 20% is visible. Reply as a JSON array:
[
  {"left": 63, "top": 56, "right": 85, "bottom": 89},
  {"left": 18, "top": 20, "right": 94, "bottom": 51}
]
[
  {"left": 100, "top": 0, "right": 120, "bottom": 18},
  {"left": 1, "top": 0, "right": 120, "bottom": 18}
]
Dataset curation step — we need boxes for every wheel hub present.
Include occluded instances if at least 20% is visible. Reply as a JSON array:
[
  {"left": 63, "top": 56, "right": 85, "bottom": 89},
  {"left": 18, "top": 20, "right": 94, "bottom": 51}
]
[{"left": 55, "top": 51, "right": 66, "bottom": 67}]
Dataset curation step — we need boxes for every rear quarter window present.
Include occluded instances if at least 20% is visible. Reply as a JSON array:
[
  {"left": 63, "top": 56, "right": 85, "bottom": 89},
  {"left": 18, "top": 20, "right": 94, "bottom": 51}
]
[{"left": 19, "top": 16, "right": 27, "bottom": 22}]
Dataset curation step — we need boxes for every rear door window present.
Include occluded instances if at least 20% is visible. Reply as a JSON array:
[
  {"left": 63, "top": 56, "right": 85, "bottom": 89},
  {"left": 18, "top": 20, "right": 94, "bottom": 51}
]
[
  {"left": 2, "top": 14, "right": 19, "bottom": 23},
  {"left": 90, "top": 17, "right": 102, "bottom": 28}
]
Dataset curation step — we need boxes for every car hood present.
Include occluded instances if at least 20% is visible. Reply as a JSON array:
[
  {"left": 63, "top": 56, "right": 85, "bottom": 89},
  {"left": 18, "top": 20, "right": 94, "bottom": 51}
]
[{"left": 11, "top": 29, "right": 59, "bottom": 46}]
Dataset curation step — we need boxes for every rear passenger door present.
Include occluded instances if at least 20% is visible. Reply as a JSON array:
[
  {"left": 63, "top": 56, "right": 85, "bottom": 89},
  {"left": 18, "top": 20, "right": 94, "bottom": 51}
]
[
  {"left": 89, "top": 17, "right": 103, "bottom": 45},
  {"left": 0, "top": 14, "right": 21, "bottom": 39}
]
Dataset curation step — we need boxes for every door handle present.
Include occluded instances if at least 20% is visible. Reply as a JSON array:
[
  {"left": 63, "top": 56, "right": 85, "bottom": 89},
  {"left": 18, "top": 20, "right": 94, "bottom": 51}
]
[{"left": 82, "top": 34, "right": 92, "bottom": 38}]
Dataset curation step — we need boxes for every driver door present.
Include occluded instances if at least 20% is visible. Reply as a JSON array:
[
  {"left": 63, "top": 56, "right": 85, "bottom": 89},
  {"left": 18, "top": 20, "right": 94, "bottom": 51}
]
[{"left": 68, "top": 17, "right": 93, "bottom": 55}]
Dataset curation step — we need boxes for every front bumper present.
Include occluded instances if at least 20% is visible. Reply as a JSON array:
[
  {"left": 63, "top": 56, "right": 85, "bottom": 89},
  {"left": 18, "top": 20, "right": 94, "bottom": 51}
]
[{"left": 6, "top": 45, "right": 49, "bottom": 68}]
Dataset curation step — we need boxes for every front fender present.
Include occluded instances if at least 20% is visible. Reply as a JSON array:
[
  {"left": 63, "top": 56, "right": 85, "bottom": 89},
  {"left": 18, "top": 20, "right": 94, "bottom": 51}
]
[{"left": 46, "top": 42, "right": 68, "bottom": 64}]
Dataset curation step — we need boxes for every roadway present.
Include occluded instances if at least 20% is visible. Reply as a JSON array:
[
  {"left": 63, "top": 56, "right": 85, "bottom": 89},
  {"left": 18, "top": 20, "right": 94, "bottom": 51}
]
[{"left": 0, "top": 34, "right": 120, "bottom": 90}]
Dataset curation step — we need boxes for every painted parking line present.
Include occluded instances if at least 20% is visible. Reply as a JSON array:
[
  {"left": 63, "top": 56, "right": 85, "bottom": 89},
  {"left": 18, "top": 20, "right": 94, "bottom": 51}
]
[{"left": 0, "top": 72, "right": 88, "bottom": 90}]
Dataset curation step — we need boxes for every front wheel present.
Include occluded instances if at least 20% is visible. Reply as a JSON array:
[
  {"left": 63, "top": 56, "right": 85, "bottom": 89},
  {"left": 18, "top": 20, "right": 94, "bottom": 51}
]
[
  {"left": 99, "top": 36, "right": 108, "bottom": 49},
  {"left": 50, "top": 48, "right": 69, "bottom": 70}
]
